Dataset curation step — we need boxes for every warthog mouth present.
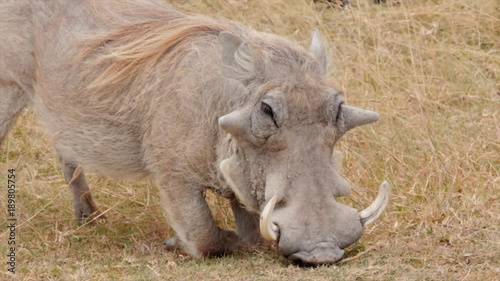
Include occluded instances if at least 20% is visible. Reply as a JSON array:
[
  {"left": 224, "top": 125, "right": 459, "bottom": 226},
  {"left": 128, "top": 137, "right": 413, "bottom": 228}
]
[{"left": 286, "top": 241, "right": 346, "bottom": 265}]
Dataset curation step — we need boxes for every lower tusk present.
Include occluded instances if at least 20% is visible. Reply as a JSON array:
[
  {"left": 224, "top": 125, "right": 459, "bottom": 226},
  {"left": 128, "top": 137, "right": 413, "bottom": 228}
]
[
  {"left": 358, "top": 181, "right": 390, "bottom": 226},
  {"left": 259, "top": 196, "right": 278, "bottom": 241}
]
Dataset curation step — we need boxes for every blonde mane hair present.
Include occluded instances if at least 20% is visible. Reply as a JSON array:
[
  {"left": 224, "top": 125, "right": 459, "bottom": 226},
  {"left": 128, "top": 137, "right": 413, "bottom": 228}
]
[
  {"left": 79, "top": 0, "right": 241, "bottom": 90},
  {"left": 78, "top": 0, "right": 319, "bottom": 98}
]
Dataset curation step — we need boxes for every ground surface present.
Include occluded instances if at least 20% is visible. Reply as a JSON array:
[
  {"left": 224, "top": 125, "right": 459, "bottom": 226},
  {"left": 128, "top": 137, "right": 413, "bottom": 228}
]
[{"left": 1, "top": 0, "right": 499, "bottom": 280}]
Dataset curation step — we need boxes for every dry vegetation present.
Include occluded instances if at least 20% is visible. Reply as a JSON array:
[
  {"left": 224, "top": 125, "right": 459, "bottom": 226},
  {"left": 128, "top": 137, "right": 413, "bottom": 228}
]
[{"left": 1, "top": 0, "right": 499, "bottom": 280}]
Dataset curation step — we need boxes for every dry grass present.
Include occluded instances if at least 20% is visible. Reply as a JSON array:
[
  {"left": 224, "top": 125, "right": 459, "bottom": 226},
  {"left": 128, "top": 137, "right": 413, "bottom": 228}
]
[{"left": 1, "top": 0, "right": 499, "bottom": 280}]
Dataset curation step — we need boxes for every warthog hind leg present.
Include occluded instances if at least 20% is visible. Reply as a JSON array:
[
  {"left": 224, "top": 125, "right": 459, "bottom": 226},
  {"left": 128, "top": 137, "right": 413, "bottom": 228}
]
[
  {"left": 59, "top": 158, "right": 105, "bottom": 223},
  {"left": 0, "top": 82, "right": 29, "bottom": 146}
]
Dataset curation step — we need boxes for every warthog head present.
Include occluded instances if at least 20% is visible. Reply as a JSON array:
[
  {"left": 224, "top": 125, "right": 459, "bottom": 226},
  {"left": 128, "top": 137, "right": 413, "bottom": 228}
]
[{"left": 217, "top": 29, "right": 389, "bottom": 265}]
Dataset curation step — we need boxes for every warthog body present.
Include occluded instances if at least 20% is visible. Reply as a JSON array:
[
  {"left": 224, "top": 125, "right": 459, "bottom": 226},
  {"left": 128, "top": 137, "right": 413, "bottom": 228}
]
[{"left": 0, "top": 0, "right": 389, "bottom": 265}]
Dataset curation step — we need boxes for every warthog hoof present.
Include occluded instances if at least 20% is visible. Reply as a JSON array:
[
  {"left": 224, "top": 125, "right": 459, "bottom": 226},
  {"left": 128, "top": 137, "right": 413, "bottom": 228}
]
[
  {"left": 74, "top": 196, "right": 106, "bottom": 224},
  {"left": 164, "top": 236, "right": 182, "bottom": 253}
]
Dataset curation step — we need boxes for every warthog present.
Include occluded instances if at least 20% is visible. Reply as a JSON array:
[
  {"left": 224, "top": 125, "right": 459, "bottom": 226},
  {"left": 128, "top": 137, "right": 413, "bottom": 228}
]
[{"left": 0, "top": 0, "right": 389, "bottom": 265}]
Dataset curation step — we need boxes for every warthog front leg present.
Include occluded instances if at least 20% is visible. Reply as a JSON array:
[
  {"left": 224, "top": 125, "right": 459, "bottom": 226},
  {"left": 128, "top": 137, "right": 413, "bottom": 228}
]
[
  {"left": 158, "top": 176, "right": 239, "bottom": 257},
  {"left": 59, "top": 158, "right": 105, "bottom": 223},
  {"left": 230, "top": 198, "right": 265, "bottom": 248},
  {"left": 164, "top": 198, "right": 264, "bottom": 253}
]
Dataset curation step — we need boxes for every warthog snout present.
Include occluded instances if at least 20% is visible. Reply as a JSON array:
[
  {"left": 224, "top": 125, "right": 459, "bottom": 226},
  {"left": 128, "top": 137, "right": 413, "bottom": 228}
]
[
  {"left": 287, "top": 243, "right": 345, "bottom": 265},
  {"left": 260, "top": 182, "right": 390, "bottom": 265}
]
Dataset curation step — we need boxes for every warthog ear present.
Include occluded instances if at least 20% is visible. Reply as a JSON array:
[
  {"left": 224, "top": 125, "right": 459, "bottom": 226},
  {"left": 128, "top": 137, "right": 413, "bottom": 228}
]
[
  {"left": 219, "top": 106, "right": 273, "bottom": 147},
  {"left": 310, "top": 28, "right": 328, "bottom": 75},
  {"left": 218, "top": 107, "right": 252, "bottom": 140},
  {"left": 219, "top": 32, "right": 256, "bottom": 84},
  {"left": 340, "top": 105, "right": 379, "bottom": 133}
]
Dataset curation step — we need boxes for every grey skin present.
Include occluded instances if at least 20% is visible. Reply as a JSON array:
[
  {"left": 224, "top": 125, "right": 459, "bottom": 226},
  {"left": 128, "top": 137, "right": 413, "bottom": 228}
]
[
  {"left": 218, "top": 66, "right": 390, "bottom": 264},
  {"left": 0, "top": 0, "right": 389, "bottom": 265},
  {"left": 218, "top": 30, "right": 390, "bottom": 264}
]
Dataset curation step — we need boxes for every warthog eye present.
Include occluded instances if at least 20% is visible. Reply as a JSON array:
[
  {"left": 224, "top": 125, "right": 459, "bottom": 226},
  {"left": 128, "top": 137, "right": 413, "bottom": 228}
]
[
  {"left": 335, "top": 101, "right": 344, "bottom": 124},
  {"left": 261, "top": 101, "right": 278, "bottom": 127}
]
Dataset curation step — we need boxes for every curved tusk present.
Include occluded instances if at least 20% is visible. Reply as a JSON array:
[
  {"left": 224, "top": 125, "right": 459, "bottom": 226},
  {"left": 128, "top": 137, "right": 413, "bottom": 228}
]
[
  {"left": 220, "top": 158, "right": 245, "bottom": 205},
  {"left": 358, "top": 181, "right": 390, "bottom": 226},
  {"left": 259, "top": 196, "right": 278, "bottom": 241}
]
